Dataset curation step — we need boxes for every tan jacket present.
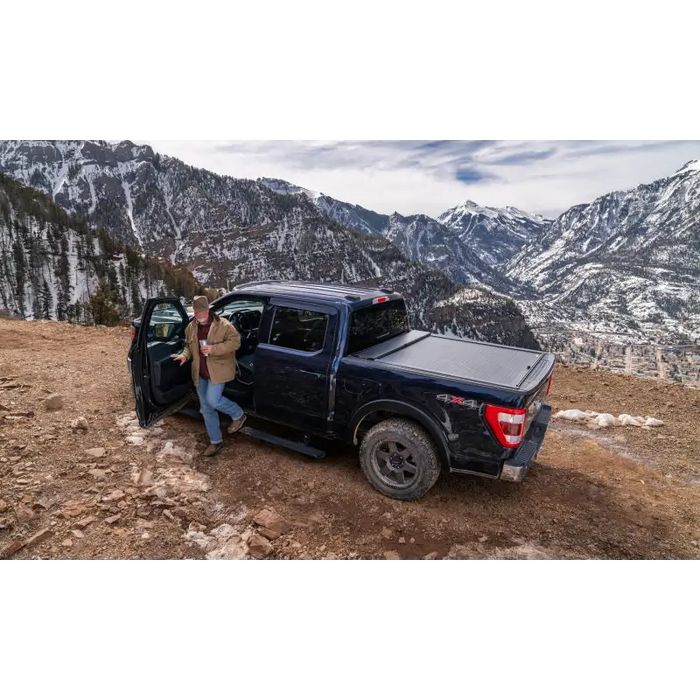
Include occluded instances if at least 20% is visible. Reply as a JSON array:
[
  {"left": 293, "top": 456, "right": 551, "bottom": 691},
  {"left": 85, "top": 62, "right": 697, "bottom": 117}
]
[{"left": 181, "top": 313, "right": 241, "bottom": 386}]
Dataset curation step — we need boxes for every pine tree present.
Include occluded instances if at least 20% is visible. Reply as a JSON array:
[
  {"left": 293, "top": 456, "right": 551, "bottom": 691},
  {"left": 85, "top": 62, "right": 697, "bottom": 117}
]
[
  {"left": 66, "top": 302, "right": 81, "bottom": 324},
  {"left": 41, "top": 278, "right": 52, "bottom": 319},
  {"left": 130, "top": 278, "right": 143, "bottom": 316},
  {"left": 87, "top": 280, "right": 122, "bottom": 326},
  {"left": 32, "top": 289, "right": 41, "bottom": 320},
  {"left": 54, "top": 235, "right": 71, "bottom": 321},
  {"left": 11, "top": 239, "right": 26, "bottom": 316},
  {"left": 107, "top": 264, "right": 119, "bottom": 293},
  {"left": 0, "top": 191, "right": 10, "bottom": 226}
]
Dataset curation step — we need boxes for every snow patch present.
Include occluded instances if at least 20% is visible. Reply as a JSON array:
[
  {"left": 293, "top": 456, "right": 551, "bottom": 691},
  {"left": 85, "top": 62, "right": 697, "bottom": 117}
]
[
  {"left": 675, "top": 159, "right": 700, "bottom": 176},
  {"left": 121, "top": 179, "right": 142, "bottom": 245},
  {"left": 87, "top": 175, "right": 98, "bottom": 214},
  {"left": 160, "top": 174, "right": 183, "bottom": 240},
  {"left": 52, "top": 162, "right": 69, "bottom": 200},
  {"left": 554, "top": 409, "right": 664, "bottom": 428},
  {"left": 116, "top": 413, "right": 212, "bottom": 505},
  {"left": 117, "top": 413, "right": 197, "bottom": 466},
  {"left": 182, "top": 521, "right": 252, "bottom": 560}
]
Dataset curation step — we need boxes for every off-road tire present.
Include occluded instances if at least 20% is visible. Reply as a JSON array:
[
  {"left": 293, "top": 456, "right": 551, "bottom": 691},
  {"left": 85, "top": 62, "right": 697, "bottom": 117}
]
[{"left": 360, "top": 418, "right": 441, "bottom": 501}]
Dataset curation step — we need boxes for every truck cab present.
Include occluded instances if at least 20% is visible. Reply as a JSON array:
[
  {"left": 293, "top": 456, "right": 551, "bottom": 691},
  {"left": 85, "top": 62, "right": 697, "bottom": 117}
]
[{"left": 129, "top": 281, "right": 399, "bottom": 432}]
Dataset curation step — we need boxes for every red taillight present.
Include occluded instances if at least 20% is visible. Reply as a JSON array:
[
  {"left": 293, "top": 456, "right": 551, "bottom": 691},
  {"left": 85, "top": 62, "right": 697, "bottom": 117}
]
[
  {"left": 484, "top": 405, "right": 527, "bottom": 448},
  {"left": 131, "top": 327, "right": 136, "bottom": 341},
  {"left": 546, "top": 374, "right": 553, "bottom": 396},
  {"left": 373, "top": 296, "right": 388, "bottom": 304}
]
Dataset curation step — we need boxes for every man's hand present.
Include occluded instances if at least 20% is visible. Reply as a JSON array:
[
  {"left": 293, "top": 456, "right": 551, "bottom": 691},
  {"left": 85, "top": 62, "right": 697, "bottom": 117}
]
[
  {"left": 171, "top": 354, "right": 187, "bottom": 365},
  {"left": 201, "top": 346, "right": 212, "bottom": 356}
]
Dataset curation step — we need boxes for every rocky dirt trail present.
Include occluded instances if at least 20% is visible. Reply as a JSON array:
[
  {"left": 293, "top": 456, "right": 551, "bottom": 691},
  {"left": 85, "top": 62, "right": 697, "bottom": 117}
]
[{"left": 1, "top": 317, "right": 699, "bottom": 560}]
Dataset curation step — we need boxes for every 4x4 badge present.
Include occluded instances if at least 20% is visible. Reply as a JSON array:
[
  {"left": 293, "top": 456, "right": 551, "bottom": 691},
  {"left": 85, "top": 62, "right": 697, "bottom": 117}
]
[{"left": 437, "top": 394, "right": 478, "bottom": 408}]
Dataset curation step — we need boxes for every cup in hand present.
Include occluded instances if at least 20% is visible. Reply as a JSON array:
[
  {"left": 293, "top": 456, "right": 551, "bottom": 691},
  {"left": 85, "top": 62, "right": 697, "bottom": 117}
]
[{"left": 199, "top": 340, "right": 208, "bottom": 348}]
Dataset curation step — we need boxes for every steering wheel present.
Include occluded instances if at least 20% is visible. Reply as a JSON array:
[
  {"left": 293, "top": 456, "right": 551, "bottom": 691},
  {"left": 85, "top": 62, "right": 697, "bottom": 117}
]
[{"left": 230, "top": 311, "right": 254, "bottom": 344}]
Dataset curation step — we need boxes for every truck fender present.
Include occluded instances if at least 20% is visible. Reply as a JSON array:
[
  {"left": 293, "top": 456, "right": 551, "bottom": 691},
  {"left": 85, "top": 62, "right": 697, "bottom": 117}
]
[{"left": 350, "top": 399, "right": 451, "bottom": 470}]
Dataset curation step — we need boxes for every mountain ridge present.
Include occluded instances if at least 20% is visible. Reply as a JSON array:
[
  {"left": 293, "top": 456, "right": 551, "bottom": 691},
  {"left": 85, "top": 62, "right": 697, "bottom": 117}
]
[
  {"left": 0, "top": 171, "right": 203, "bottom": 323},
  {"left": 508, "top": 162, "right": 700, "bottom": 344},
  {"left": 0, "top": 142, "right": 538, "bottom": 348}
]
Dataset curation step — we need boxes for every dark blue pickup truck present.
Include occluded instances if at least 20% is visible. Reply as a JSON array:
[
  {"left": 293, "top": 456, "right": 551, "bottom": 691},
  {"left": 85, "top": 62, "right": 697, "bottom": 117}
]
[{"left": 129, "top": 281, "right": 554, "bottom": 500}]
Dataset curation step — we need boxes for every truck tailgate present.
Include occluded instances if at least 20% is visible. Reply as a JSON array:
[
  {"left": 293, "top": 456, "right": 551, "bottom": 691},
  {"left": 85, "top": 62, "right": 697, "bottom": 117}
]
[{"left": 356, "top": 333, "right": 550, "bottom": 391}]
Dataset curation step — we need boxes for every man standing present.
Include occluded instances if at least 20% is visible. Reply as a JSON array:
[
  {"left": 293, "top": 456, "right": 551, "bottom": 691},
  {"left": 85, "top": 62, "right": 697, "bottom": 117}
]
[{"left": 171, "top": 296, "right": 246, "bottom": 457}]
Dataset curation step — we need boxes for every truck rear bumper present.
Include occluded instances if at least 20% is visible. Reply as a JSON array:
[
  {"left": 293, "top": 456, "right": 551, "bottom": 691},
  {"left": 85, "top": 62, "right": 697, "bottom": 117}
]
[{"left": 500, "top": 403, "right": 552, "bottom": 482}]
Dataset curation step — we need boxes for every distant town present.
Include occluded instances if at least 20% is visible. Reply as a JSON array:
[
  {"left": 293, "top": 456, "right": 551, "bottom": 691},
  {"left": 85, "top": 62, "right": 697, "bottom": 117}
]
[{"left": 537, "top": 331, "right": 700, "bottom": 389}]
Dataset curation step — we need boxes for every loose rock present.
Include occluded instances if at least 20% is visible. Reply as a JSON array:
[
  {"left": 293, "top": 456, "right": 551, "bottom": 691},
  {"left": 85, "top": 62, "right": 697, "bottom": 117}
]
[
  {"left": 62, "top": 539, "right": 73, "bottom": 548},
  {"left": 104, "top": 514, "right": 121, "bottom": 525},
  {"left": 74, "top": 515, "right": 97, "bottom": 530},
  {"left": 85, "top": 447, "right": 107, "bottom": 459},
  {"left": 71, "top": 416, "right": 89, "bottom": 431},
  {"left": 248, "top": 533, "right": 274, "bottom": 559},
  {"left": 253, "top": 508, "right": 291, "bottom": 535},
  {"left": 423, "top": 552, "right": 440, "bottom": 560},
  {"left": 44, "top": 394, "right": 64, "bottom": 411},
  {"left": 383, "top": 550, "right": 401, "bottom": 560}
]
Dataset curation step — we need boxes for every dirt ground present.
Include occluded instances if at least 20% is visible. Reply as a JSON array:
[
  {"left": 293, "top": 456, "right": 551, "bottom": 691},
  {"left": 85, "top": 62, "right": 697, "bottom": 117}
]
[{"left": 1, "top": 317, "right": 699, "bottom": 560}]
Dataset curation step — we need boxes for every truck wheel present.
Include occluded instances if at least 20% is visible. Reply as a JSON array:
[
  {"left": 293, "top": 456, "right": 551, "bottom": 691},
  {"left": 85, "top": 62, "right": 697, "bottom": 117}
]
[{"left": 359, "top": 418, "right": 441, "bottom": 501}]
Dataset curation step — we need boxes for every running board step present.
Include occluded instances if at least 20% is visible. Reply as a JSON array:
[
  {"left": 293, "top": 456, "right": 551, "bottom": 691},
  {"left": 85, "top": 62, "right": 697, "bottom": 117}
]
[
  {"left": 238, "top": 426, "right": 326, "bottom": 459},
  {"left": 177, "top": 408, "right": 326, "bottom": 458}
]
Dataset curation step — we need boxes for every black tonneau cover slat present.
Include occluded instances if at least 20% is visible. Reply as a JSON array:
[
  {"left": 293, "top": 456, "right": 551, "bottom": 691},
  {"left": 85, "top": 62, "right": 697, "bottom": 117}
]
[
  {"left": 353, "top": 334, "right": 547, "bottom": 391},
  {"left": 354, "top": 330, "right": 431, "bottom": 360}
]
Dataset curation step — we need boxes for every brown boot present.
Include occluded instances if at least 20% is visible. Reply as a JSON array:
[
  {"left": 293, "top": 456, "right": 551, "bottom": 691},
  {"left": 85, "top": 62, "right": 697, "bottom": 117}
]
[
  {"left": 227, "top": 415, "right": 247, "bottom": 434},
  {"left": 202, "top": 442, "right": 224, "bottom": 457}
]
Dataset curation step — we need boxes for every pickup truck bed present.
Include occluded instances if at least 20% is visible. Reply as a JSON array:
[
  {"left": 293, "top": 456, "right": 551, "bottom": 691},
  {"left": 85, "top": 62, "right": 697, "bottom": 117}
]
[
  {"left": 353, "top": 330, "right": 548, "bottom": 392},
  {"left": 335, "top": 326, "right": 554, "bottom": 488}
]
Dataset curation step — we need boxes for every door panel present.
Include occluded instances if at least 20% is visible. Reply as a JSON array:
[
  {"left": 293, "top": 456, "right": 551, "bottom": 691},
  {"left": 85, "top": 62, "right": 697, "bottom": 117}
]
[
  {"left": 132, "top": 298, "right": 194, "bottom": 428},
  {"left": 150, "top": 339, "right": 191, "bottom": 404},
  {"left": 253, "top": 303, "right": 338, "bottom": 433}
]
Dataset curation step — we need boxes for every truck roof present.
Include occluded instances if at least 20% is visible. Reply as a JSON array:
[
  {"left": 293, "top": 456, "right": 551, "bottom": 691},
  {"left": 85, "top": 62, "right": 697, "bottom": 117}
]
[{"left": 228, "top": 280, "right": 401, "bottom": 308}]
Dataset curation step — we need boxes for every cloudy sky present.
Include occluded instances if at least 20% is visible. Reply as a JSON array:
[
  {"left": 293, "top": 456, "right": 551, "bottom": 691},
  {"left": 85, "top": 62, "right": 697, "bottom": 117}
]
[{"left": 144, "top": 140, "right": 700, "bottom": 219}]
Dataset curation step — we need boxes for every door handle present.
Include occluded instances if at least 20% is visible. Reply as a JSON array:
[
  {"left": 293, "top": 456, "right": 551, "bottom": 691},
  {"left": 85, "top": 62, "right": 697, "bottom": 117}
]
[{"left": 298, "top": 369, "right": 324, "bottom": 377}]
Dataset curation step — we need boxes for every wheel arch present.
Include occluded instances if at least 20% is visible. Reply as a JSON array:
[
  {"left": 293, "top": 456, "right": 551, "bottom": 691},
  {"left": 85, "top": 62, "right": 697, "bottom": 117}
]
[{"left": 350, "top": 400, "right": 451, "bottom": 470}]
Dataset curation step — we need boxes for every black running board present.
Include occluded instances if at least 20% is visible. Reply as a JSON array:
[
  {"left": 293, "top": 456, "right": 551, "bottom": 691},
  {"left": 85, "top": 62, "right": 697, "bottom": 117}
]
[
  {"left": 178, "top": 408, "right": 204, "bottom": 420},
  {"left": 238, "top": 426, "right": 326, "bottom": 459},
  {"left": 176, "top": 408, "right": 325, "bottom": 459}
]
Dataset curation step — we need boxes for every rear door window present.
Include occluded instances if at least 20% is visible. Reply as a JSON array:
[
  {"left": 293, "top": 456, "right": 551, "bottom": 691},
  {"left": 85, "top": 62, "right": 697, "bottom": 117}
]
[{"left": 270, "top": 306, "right": 329, "bottom": 353}]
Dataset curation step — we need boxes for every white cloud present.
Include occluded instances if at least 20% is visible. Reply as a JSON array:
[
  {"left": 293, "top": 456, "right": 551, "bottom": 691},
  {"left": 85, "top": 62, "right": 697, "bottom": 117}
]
[{"left": 143, "top": 140, "right": 700, "bottom": 219}]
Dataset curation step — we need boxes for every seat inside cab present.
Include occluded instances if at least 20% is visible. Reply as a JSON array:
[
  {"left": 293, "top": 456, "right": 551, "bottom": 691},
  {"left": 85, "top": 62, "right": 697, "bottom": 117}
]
[{"left": 216, "top": 299, "right": 266, "bottom": 400}]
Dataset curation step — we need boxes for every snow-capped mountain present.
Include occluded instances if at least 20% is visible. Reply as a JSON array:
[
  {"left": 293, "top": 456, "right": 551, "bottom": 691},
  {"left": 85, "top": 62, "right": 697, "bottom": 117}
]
[
  {"left": 0, "top": 140, "right": 312, "bottom": 261},
  {"left": 437, "top": 200, "right": 550, "bottom": 271},
  {"left": 4, "top": 140, "right": 698, "bottom": 346},
  {"left": 263, "top": 164, "right": 700, "bottom": 345},
  {"left": 259, "top": 177, "right": 540, "bottom": 294},
  {"left": 382, "top": 212, "right": 526, "bottom": 295},
  {"left": 182, "top": 216, "right": 537, "bottom": 347},
  {"left": 259, "top": 177, "right": 389, "bottom": 236},
  {"left": 0, "top": 141, "right": 538, "bottom": 348},
  {"left": 508, "top": 160, "right": 700, "bottom": 343},
  {"left": 0, "top": 173, "right": 202, "bottom": 322}
]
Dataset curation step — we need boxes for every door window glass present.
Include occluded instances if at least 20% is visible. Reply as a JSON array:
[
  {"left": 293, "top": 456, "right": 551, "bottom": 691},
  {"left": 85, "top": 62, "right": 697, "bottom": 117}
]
[{"left": 270, "top": 307, "right": 329, "bottom": 353}]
